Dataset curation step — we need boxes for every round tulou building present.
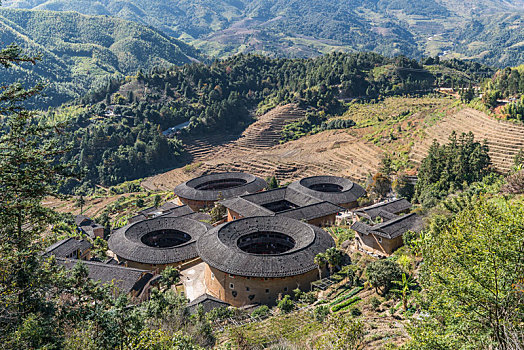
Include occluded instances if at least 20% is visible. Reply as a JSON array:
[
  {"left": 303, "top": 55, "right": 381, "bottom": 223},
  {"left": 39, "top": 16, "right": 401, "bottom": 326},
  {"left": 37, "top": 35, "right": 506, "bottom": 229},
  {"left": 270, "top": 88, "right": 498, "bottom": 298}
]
[
  {"left": 197, "top": 216, "right": 335, "bottom": 307},
  {"left": 288, "top": 175, "right": 366, "bottom": 209},
  {"left": 108, "top": 216, "right": 211, "bottom": 270},
  {"left": 174, "top": 172, "right": 267, "bottom": 210}
]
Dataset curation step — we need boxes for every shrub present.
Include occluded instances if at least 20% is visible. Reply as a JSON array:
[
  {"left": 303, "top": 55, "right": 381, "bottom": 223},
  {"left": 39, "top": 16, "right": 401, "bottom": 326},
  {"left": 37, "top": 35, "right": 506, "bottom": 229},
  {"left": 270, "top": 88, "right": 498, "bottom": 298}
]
[
  {"left": 251, "top": 305, "right": 270, "bottom": 318},
  {"left": 277, "top": 295, "right": 295, "bottom": 314},
  {"left": 206, "top": 306, "right": 235, "bottom": 322},
  {"left": 350, "top": 306, "right": 362, "bottom": 317},
  {"left": 314, "top": 305, "right": 330, "bottom": 322},
  {"left": 370, "top": 296, "right": 382, "bottom": 310}
]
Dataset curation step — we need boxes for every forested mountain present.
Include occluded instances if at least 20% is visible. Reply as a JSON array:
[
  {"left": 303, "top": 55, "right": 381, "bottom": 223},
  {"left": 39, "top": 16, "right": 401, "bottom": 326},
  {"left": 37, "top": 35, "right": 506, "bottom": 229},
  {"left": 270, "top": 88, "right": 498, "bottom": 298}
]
[
  {"left": 51, "top": 52, "right": 491, "bottom": 192},
  {"left": 4, "top": 0, "right": 524, "bottom": 66},
  {"left": 0, "top": 8, "right": 203, "bottom": 106}
]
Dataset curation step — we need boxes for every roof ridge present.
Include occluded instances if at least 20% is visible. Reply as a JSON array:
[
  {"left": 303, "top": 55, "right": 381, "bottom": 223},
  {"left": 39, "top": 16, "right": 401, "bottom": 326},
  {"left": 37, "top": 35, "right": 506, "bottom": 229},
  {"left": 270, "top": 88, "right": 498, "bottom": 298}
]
[{"left": 373, "top": 212, "right": 416, "bottom": 229}]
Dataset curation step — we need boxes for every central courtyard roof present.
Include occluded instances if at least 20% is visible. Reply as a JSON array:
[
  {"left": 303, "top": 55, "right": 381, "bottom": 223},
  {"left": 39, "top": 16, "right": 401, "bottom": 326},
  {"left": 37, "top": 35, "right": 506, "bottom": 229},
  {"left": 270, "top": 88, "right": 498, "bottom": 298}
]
[
  {"left": 174, "top": 172, "right": 267, "bottom": 202},
  {"left": 197, "top": 216, "right": 335, "bottom": 278},
  {"left": 108, "top": 216, "right": 211, "bottom": 265}
]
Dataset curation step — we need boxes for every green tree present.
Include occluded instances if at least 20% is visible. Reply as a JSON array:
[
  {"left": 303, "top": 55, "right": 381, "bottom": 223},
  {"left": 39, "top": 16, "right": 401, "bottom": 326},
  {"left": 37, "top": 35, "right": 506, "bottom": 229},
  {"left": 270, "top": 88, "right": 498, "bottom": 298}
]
[
  {"left": 407, "top": 197, "right": 524, "bottom": 349},
  {"left": 314, "top": 253, "right": 327, "bottom": 279},
  {"left": 92, "top": 236, "right": 108, "bottom": 260},
  {"left": 0, "top": 42, "right": 72, "bottom": 346},
  {"left": 415, "top": 132, "right": 491, "bottom": 207},
  {"left": 161, "top": 266, "right": 180, "bottom": 289},
  {"left": 324, "top": 247, "right": 343, "bottom": 275},
  {"left": 277, "top": 295, "right": 294, "bottom": 314},
  {"left": 368, "top": 172, "right": 391, "bottom": 199},
  {"left": 266, "top": 176, "right": 280, "bottom": 190},
  {"left": 209, "top": 203, "right": 227, "bottom": 223},
  {"left": 76, "top": 195, "right": 86, "bottom": 214},
  {"left": 366, "top": 259, "right": 403, "bottom": 295},
  {"left": 393, "top": 173, "right": 414, "bottom": 200},
  {"left": 390, "top": 273, "right": 417, "bottom": 311},
  {"left": 153, "top": 194, "right": 162, "bottom": 208}
]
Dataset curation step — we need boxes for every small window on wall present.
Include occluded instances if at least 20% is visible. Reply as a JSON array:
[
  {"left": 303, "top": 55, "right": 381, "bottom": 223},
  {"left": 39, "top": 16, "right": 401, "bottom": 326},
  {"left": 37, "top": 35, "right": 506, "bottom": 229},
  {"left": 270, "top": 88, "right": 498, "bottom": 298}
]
[
  {"left": 246, "top": 287, "right": 250, "bottom": 291},
  {"left": 211, "top": 272, "right": 215, "bottom": 280},
  {"left": 232, "top": 291, "right": 237, "bottom": 298},
  {"left": 377, "top": 237, "right": 382, "bottom": 243},
  {"left": 229, "top": 283, "right": 234, "bottom": 289},
  {"left": 284, "top": 287, "right": 288, "bottom": 292},
  {"left": 265, "top": 289, "right": 269, "bottom": 293},
  {"left": 248, "top": 294, "right": 255, "bottom": 301},
  {"left": 233, "top": 216, "right": 236, "bottom": 220},
  {"left": 229, "top": 274, "right": 235, "bottom": 278}
]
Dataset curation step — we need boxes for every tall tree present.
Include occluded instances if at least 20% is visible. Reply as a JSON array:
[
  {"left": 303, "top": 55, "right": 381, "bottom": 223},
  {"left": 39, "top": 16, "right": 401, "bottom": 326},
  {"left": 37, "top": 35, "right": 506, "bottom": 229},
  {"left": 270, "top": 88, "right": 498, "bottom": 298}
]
[
  {"left": 407, "top": 197, "right": 524, "bottom": 349},
  {"left": 0, "top": 42, "right": 71, "bottom": 345}
]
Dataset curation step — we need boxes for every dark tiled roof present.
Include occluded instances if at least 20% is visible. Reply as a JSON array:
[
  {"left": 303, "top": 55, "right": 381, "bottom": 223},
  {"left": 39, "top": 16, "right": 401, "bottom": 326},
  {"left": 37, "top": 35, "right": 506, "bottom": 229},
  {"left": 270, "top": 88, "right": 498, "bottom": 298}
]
[
  {"left": 128, "top": 214, "right": 147, "bottom": 224},
  {"left": 187, "top": 293, "right": 230, "bottom": 314},
  {"left": 288, "top": 176, "right": 366, "bottom": 205},
  {"left": 57, "top": 258, "right": 153, "bottom": 295},
  {"left": 220, "top": 187, "right": 342, "bottom": 222},
  {"left": 160, "top": 205, "right": 195, "bottom": 218},
  {"left": 354, "top": 198, "right": 412, "bottom": 219},
  {"left": 158, "top": 201, "right": 180, "bottom": 212},
  {"left": 351, "top": 213, "right": 422, "bottom": 239},
  {"left": 45, "top": 238, "right": 92, "bottom": 258},
  {"left": 108, "top": 216, "right": 212, "bottom": 265},
  {"left": 374, "top": 210, "right": 399, "bottom": 221},
  {"left": 183, "top": 212, "right": 213, "bottom": 222},
  {"left": 277, "top": 202, "right": 343, "bottom": 221},
  {"left": 140, "top": 206, "right": 159, "bottom": 215},
  {"left": 220, "top": 197, "right": 273, "bottom": 217},
  {"left": 197, "top": 216, "right": 335, "bottom": 278},
  {"left": 75, "top": 215, "right": 92, "bottom": 226},
  {"left": 174, "top": 172, "right": 267, "bottom": 202}
]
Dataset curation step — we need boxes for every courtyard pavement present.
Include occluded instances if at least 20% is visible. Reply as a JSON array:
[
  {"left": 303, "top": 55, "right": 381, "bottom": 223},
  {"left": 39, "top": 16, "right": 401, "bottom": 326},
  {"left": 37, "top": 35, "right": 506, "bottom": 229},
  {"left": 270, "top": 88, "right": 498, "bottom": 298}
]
[{"left": 180, "top": 261, "right": 207, "bottom": 301}]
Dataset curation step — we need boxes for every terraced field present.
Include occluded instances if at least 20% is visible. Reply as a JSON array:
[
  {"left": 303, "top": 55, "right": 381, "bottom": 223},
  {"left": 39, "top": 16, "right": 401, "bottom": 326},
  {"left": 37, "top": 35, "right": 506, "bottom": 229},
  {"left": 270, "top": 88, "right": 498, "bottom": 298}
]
[
  {"left": 142, "top": 99, "right": 523, "bottom": 192},
  {"left": 142, "top": 103, "right": 383, "bottom": 191},
  {"left": 410, "top": 108, "right": 524, "bottom": 173}
]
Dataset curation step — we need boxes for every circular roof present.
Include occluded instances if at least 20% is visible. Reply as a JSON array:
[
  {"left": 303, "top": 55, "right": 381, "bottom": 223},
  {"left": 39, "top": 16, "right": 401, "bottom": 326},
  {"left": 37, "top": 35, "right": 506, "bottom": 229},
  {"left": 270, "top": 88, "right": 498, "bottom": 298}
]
[
  {"left": 197, "top": 216, "right": 335, "bottom": 278},
  {"left": 174, "top": 172, "right": 267, "bottom": 202},
  {"left": 108, "top": 216, "right": 211, "bottom": 265},
  {"left": 288, "top": 175, "right": 365, "bottom": 205}
]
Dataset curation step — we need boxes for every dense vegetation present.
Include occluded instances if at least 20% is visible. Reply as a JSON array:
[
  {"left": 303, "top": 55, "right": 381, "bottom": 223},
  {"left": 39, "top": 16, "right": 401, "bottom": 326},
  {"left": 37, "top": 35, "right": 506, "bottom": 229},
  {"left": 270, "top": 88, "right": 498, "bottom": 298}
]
[
  {"left": 451, "top": 13, "right": 524, "bottom": 67},
  {"left": 55, "top": 52, "right": 490, "bottom": 191},
  {"left": 2, "top": 41, "right": 524, "bottom": 349},
  {"left": 414, "top": 131, "right": 491, "bottom": 207},
  {"left": 407, "top": 196, "right": 524, "bottom": 349},
  {"left": 4, "top": 0, "right": 524, "bottom": 66},
  {"left": 0, "top": 8, "right": 202, "bottom": 107}
]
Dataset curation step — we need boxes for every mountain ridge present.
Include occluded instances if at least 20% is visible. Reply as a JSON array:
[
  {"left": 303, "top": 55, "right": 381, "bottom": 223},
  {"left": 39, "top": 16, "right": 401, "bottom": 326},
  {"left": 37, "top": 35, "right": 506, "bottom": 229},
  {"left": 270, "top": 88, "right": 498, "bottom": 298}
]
[
  {"left": 0, "top": 7, "right": 204, "bottom": 106},
  {"left": 4, "top": 0, "right": 524, "bottom": 66}
]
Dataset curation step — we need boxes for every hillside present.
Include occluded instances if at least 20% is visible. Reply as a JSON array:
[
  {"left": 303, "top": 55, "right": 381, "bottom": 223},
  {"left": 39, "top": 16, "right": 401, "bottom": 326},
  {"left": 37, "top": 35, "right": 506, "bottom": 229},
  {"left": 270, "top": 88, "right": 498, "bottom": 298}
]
[
  {"left": 0, "top": 8, "right": 202, "bottom": 106},
  {"left": 142, "top": 97, "right": 457, "bottom": 190},
  {"left": 410, "top": 108, "right": 524, "bottom": 173},
  {"left": 4, "top": 0, "right": 524, "bottom": 66},
  {"left": 143, "top": 97, "right": 524, "bottom": 191}
]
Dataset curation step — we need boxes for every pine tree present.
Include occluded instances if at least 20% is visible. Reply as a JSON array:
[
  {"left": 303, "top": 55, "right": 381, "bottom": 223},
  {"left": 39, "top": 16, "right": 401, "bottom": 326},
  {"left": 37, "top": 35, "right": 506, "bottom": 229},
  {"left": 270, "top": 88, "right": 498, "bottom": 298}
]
[{"left": 0, "top": 42, "right": 73, "bottom": 345}]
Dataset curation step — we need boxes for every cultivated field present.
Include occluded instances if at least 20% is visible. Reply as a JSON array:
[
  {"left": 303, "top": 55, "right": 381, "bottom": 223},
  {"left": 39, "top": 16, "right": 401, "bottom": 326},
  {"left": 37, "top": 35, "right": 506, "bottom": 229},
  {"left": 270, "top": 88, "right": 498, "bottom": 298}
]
[
  {"left": 410, "top": 108, "right": 524, "bottom": 173},
  {"left": 142, "top": 97, "right": 460, "bottom": 190}
]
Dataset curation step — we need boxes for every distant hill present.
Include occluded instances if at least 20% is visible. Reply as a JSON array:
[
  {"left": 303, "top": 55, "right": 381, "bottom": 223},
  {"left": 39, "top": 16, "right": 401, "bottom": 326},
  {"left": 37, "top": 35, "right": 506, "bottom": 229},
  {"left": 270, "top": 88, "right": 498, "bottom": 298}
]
[
  {"left": 3, "top": 0, "right": 524, "bottom": 66},
  {"left": 0, "top": 8, "right": 203, "bottom": 106}
]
